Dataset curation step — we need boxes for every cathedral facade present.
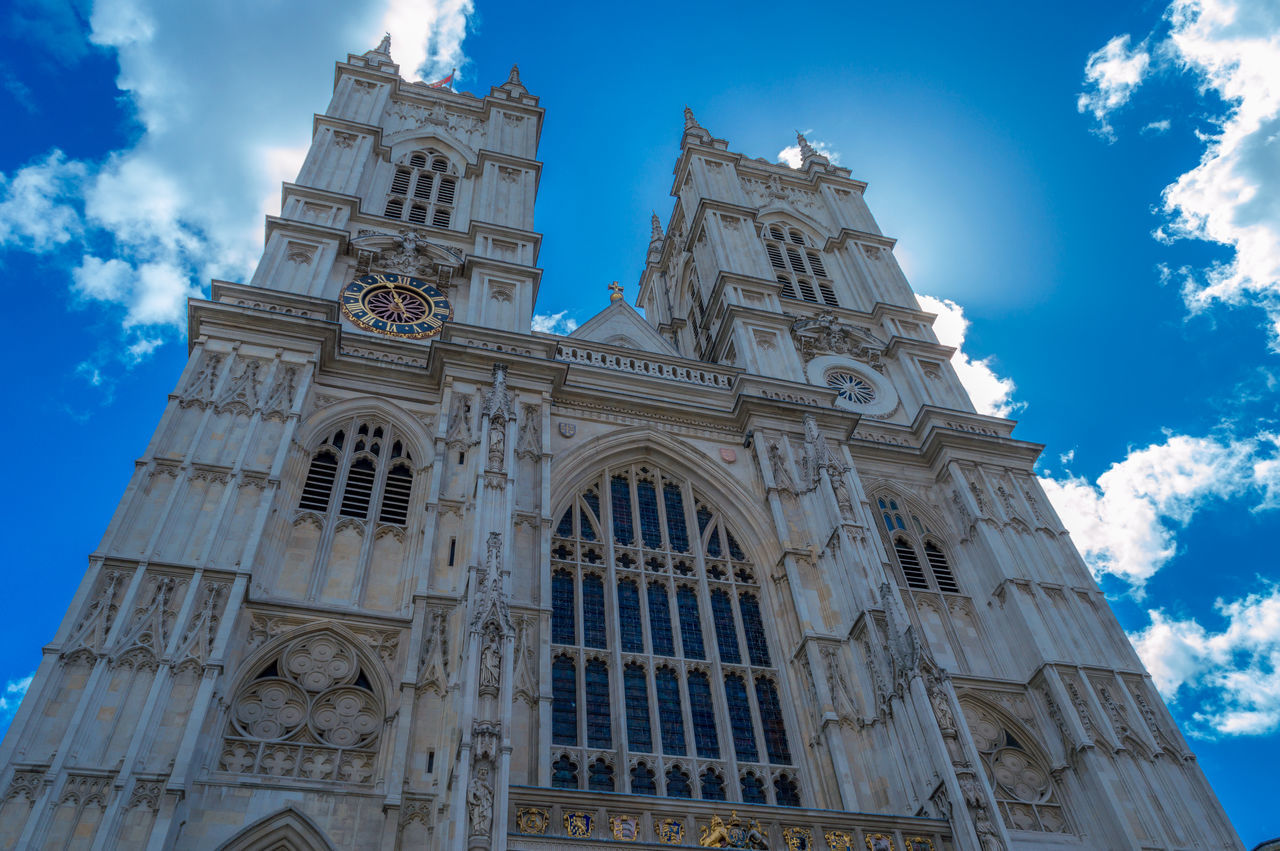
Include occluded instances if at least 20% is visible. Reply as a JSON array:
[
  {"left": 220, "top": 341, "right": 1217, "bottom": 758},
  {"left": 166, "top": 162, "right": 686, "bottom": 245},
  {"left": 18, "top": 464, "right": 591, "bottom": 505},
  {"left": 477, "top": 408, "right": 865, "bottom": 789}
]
[{"left": 0, "top": 37, "right": 1243, "bottom": 851}]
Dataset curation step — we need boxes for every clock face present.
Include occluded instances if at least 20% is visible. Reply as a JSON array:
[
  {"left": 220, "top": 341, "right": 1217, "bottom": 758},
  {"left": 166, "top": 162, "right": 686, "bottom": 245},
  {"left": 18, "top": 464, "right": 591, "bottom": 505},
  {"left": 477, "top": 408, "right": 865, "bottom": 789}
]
[{"left": 341, "top": 273, "right": 453, "bottom": 339}]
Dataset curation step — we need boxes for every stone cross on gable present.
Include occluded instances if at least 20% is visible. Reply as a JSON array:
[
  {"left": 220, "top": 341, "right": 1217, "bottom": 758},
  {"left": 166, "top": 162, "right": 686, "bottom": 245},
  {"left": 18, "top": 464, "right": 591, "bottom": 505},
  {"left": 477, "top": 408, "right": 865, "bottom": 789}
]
[{"left": 608, "top": 281, "right": 624, "bottom": 303}]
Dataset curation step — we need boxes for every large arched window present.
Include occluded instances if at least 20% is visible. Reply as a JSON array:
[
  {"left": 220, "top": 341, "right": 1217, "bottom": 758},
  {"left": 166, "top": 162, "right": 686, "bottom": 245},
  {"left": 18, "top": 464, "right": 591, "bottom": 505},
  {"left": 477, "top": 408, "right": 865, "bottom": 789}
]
[
  {"left": 549, "top": 463, "right": 800, "bottom": 805},
  {"left": 877, "top": 494, "right": 960, "bottom": 593},
  {"left": 297, "top": 419, "right": 416, "bottom": 530},
  {"left": 383, "top": 149, "right": 457, "bottom": 230},
  {"left": 760, "top": 223, "right": 837, "bottom": 307}
]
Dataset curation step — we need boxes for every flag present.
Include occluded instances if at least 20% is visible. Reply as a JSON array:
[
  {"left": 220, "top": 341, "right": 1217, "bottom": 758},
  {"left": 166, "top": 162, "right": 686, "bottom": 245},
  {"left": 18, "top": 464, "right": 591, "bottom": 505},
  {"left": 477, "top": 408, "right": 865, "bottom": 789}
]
[{"left": 428, "top": 69, "right": 455, "bottom": 90}]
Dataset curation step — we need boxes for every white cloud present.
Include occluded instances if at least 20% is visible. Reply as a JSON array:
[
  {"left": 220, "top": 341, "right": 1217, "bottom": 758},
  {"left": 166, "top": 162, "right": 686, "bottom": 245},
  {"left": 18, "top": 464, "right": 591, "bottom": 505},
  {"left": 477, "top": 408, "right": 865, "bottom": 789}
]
[
  {"left": 1077, "top": 33, "right": 1151, "bottom": 139},
  {"left": 915, "top": 294, "right": 1020, "bottom": 418},
  {"left": 532, "top": 311, "right": 579, "bottom": 335},
  {"left": 0, "top": 150, "right": 87, "bottom": 251},
  {"left": 1142, "top": 118, "right": 1172, "bottom": 134},
  {"left": 777, "top": 130, "right": 841, "bottom": 169},
  {"left": 1083, "top": 1, "right": 1280, "bottom": 345},
  {"left": 0, "top": 0, "right": 476, "bottom": 372},
  {"left": 1040, "top": 431, "right": 1280, "bottom": 592},
  {"left": 1132, "top": 582, "right": 1280, "bottom": 736},
  {"left": 0, "top": 672, "right": 33, "bottom": 722}
]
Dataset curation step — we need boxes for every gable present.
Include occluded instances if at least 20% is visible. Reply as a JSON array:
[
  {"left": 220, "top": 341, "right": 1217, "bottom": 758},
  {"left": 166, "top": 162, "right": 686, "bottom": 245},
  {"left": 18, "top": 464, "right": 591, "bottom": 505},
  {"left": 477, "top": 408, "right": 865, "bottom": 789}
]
[{"left": 567, "top": 300, "right": 679, "bottom": 355}]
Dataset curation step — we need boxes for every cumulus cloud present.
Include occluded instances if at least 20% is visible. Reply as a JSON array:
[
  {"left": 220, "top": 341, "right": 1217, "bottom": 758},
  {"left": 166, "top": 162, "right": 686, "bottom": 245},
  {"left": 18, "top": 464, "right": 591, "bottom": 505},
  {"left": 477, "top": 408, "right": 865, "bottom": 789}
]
[
  {"left": 1040, "top": 431, "right": 1280, "bottom": 592},
  {"left": 915, "top": 294, "right": 1020, "bottom": 418},
  {"left": 0, "top": 672, "right": 32, "bottom": 724},
  {"left": 1132, "top": 582, "right": 1280, "bottom": 736},
  {"left": 532, "top": 311, "right": 580, "bottom": 335},
  {"left": 0, "top": 0, "right": 475, "bottom": 372},
  {"left": 1083, "top": 1, "right": 1280, "bottom": 346},
  {"left": 1077, "top": 33, "right": 1151, "bottom": 139},
  {"left": 0, "top": 150, "right": 87, "bottom": 251},
  {"left": 777, "top": 130, "right": 841, "bottom": 169}
]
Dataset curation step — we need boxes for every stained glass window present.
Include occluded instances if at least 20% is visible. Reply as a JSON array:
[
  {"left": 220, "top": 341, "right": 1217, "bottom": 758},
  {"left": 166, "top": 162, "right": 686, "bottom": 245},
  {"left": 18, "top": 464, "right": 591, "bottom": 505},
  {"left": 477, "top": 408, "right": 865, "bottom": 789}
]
[
  {"left": 588, "top": 758, "right": 614, "bottom": 792},
  {"left": 676, "top": 586, "right": 705, "bottom": 659},
  {"left": 624, "top": 664, "right": 652, "bottom": 753},
  {"left": 585, "top": 660, "right": 611, "bottom": 748},
  {"left": 696, "top": 503, "right": 713, "bottom": 534},
  {"left": 726, "top": 530, "right": 745, "bottom": 561},
  {"left": 688, "top": 671, "right": 720, "bottom": 759},
  {"left": 555, "top": 507, "right": 573, "bottom": 537},
  {"left": 756, "top": 676, "right": 791, "bottom": 764},
  {"left": 710, "top": 589, "right": 742, "bottom": 664},
  {"left": 551, "top": 754, "right": 577, "bottom": 789},
  {"left": 739, "top": 593, "right": 771, "bottom": 666},
  {"left": 775, "top": 772, "right": 800, "bottom": 806},
  {"left": 611, "top": 475, "right": 634, "bottom": 544},
  {"left": 648, "top": 582, "right": 675, "bottom": 656},
  {"left": 664, "top": 483, "right": 689, "bottom": 552},
  {"left": 631, "top": 762, "right": 657, "bottom": 795},
  {"left": 579, "top": 505, "right": 597, "bottom": 541},
  {"left": 655, "top": 667, "right": 687, "bottom": 755},
  {"left": 666, "top": 766, "right": 692, "bottom": 798},
  {"left": 706, "top": 527, "right": 722, "bottom": 558},
  {"left": 724, "top": 674, "right": 759, "bottom": 762},
  {"left": 552, "top": 570, "right": 575, "bottom": 645},
  {"left": 701, "top": 769, "right": 726, "bottom": 801},
  {"left": 581, "top": 490, "right": 600, "bottom": 542},
  {"left": 741, "top": 772, "right": 766, "bottom": 804},
  {"left": 582, "top": 574, "right": 607, "bottom": 649},
  {"left": 552, "top": 655, "right": 577, "bottom": 745},
  {"left": 637, "top": 479, "right": 662, "bottom": 548},
  {"left": 618, "top": 579, "right": 644, "bottom": 653}
]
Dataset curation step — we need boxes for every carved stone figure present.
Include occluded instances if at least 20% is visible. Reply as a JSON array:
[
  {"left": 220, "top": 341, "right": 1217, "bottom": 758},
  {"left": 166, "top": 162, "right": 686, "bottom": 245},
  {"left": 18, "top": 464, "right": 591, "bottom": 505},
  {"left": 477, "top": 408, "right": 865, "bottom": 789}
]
[
  {"left": 486, "top": 422, "right": 505, "bottom": 472},
  {"left": 928, "top": 678, "right": 957, "bottom": 734},
  {"left": 467, "top": 766, "right": 494, "bottom": 837},
  {"left": 480, "top": 625, "right": 501, "bottom": 689},
  {"left": 767, "top": 440, "right": 796, "bottom": 493}
]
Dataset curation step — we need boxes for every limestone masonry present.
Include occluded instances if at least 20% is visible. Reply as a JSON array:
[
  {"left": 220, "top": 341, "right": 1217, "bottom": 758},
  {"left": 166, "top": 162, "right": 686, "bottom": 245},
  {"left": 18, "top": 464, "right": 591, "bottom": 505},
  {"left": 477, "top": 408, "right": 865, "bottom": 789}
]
[{"left": 0, "top": 35, "right": 1243, "bottom": 851}]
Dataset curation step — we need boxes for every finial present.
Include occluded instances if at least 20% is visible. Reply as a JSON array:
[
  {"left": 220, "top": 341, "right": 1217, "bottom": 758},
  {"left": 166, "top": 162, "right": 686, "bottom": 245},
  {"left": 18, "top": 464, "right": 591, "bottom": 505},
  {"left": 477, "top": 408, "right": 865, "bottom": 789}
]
[
  {"left": 509, "top": 64, "right": 521, "bottom": 84},
  {"left": 608, "top": 281, "right": 624, "bottom": 303},
  {"left": 650, "top": 212, "right": 663, "bottom": 242},
  {"left": 376, "top": 32, "right": 392, "bottom": 54},
  {"left": 796, "top": 130, "right": 814, "bottom": 156},
  {"left": 683, "top": 105, "right": 700, "bottom": 130}
]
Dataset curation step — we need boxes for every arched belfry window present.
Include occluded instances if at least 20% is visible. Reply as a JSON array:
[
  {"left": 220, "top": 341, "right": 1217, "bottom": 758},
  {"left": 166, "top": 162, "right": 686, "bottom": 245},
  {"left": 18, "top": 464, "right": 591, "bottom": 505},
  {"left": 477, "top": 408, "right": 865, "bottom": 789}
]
[
  {"left": 297, "top": 419, "right": 417, "bottom": 530},
  {"left": 383, "top": 148, "right": 457, "bottom": 230},
  {"left": 877, "top": 494, "right": 960, "bottom": 593},
  {"left": 550, "top": 463, "right": 801, "bottom": 805},
  {"left": 760, "top": 223, "right": 837, "bottom": 307}
]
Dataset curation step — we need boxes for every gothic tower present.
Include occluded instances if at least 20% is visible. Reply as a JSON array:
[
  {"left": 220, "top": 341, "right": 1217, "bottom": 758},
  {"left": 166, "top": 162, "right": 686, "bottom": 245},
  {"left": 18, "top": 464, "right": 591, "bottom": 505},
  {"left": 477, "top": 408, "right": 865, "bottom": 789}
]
[{"left": 0, "top": 37, "right": 1242, "bottom": 851}]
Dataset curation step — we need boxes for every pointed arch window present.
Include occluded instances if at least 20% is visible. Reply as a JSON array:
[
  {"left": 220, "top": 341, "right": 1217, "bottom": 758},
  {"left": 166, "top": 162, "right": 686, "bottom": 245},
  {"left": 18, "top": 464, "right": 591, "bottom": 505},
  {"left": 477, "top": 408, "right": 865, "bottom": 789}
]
[
  {"left": 962, "top": 703, "right": 1070, "bottom": 834},
  {"left": 295, "top": 420, "right": 416, "bottom": 530},
  {"left": 549, "top": 463, "right": 799, "bottom": 804},
  {"left": 551, "top": 755, "right": 578, "bottom": 789},
  {"left": 879, "top": 495, "right": 963, "bottom": 594},
  {"left": 588, "top": 758, "right": 614, "bottom": 792},
  {"left": 382, "top": 148, "right": 458, "bottom": 230},
  {"left": 761, "top": 223, "right": 837, "bottom": 306}
]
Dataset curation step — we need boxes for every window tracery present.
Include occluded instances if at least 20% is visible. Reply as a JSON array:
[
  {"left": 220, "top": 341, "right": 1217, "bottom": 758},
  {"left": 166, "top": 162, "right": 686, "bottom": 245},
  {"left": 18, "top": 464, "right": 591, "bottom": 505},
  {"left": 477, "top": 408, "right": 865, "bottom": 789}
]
[
  {"left": 218, "top": 631, "right": 382, "bottom": 785},
  {"left": 760, "top": 223, "right": 838, "bottom": 306},
  {"left": 962, "top": 702, "right": 1069, "bottom": 834},
  {"left": 383, "top": 149, "right": 457, "bottom": 230},
  {"left": 877, "top": 495, "right": 960, "bottom": 593},
  {"left": 550, "top": 463, "right": 799, "bottom": 805},
  {"left": 297, "top": 421, "right": 416, "bottom": 530}
]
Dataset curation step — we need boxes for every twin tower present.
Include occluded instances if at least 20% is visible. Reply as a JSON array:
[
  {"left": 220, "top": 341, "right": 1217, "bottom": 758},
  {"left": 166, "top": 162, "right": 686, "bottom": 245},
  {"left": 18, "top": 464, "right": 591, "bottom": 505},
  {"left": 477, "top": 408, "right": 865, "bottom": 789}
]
[{"left": 0, "top": 37, "right": 1241, "bottom": 851}]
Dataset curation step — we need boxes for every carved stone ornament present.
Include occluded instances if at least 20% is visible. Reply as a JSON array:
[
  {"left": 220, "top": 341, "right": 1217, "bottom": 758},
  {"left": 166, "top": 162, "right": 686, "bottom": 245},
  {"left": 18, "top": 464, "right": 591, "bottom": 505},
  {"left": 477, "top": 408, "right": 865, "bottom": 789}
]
[
  {"left": 564, "top": 811, "right": 594, "bottom": 838},
  {"left": 790, "top": 311, "right": 886, "bottom": 371},
  {"left": 351, "top": 227, "right": 463, "bottom": 280},
  {"left": 825, "top": 831, "right": 854, "bottom": 851},
  {"left": 516, "top": 403, "right": 541, "bottom": 458},
  {"left": 698, "top": 812, "right": 767, "bottom": 849},
  {"left": 418, "top": 607, "right": 450, "bottom": 693},
  {"left": 767, "top": 440, "right": 796, "bottom": 494},
  {"left": 655, "top": 818, "right": 685, "bottom": 845},
  {"left": 611, "top": 814, "right": 641, "bottom": 842},
  {"left": 904, "top": 838, "right": 936, "bottom": 851},
  {"left": 516, "top": 808, "right": 549, "bottom": 835},
  {"left": 783, "top": 826, "right": 812, "bottom": 851},
  {"left": 471, "top": 720, "right": 500, "bottom": 762},
  {"left": 445, "top": 393, "right": 476, "bottom": 450},
  {"left": 558, "top": 421, "right": 576, "bottom": 438},
  {"left": 864, "top": 834, "right": 895, "bottom": 851}
]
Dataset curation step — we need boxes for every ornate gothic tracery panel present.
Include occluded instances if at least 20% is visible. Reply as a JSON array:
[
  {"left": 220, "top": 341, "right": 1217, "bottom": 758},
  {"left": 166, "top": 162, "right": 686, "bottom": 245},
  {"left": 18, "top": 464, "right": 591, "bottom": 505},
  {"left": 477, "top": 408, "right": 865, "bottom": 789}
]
[
  {"left": 550, "top": 463, "right": 800, "bottom": 805},
  {"left": 219, "top": 631, "right": 383, "bottom": 786},
  {"left": 961, "top": 701, "right": 1070, "bottom": 835}
]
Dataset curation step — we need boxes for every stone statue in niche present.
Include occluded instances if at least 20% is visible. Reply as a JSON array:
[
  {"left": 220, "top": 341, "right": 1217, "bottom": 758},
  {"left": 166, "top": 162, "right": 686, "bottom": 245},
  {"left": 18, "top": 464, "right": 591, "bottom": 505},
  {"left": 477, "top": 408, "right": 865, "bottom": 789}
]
[
  {"left": 487, "top": 422, "right": 505, "bottom": 472},
  {"left": 480, "top": 625, "right": 501, "bottom": 689},
  {"left": 467, "top": 766, "right": 494, "bottom": 837},
  {"left": 767, "top": 441, "right": 796, "bottom": 493}
]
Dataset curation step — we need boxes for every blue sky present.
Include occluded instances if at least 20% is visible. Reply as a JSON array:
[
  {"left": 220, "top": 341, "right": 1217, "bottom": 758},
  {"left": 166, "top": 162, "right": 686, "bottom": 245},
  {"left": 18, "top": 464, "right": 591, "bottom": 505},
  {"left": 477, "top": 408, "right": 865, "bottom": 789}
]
[{"left": 2, "top": 0, "right": 1278, "bottom": 843}]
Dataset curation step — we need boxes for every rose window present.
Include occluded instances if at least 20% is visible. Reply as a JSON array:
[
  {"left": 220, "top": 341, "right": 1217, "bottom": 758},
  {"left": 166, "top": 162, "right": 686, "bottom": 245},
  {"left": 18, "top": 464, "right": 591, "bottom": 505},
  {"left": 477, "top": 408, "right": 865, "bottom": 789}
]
[
  {"left": 220, "top": 632, "right": 382, "bottom": 784},
  {"left": 825, "top": 371, "right": 876, "bottom": 404}
]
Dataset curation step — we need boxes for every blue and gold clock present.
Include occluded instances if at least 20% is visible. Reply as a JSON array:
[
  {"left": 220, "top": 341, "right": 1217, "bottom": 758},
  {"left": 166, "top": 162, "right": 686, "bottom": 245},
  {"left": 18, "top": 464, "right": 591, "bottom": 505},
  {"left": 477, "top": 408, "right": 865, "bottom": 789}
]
[{"left": 341, "top": 273, "right": 453, "bottom": 339}]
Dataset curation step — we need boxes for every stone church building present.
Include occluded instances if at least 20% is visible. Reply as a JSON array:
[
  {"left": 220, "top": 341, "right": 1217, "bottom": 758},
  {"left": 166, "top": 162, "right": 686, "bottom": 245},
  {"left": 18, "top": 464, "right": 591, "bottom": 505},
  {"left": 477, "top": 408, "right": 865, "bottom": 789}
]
[{"left": 0, "top": 36, "right": 1243, "bottom": 851}]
